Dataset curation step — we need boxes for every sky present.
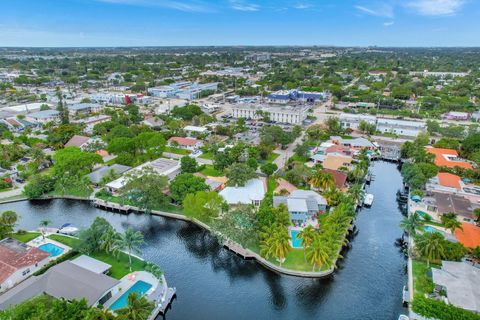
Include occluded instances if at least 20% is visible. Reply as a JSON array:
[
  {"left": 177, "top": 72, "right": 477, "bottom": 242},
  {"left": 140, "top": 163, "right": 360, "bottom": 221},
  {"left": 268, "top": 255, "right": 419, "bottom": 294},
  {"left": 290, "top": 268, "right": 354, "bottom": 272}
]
[{"left": 0, "top": 0, "right": 479, "bottom": 47}]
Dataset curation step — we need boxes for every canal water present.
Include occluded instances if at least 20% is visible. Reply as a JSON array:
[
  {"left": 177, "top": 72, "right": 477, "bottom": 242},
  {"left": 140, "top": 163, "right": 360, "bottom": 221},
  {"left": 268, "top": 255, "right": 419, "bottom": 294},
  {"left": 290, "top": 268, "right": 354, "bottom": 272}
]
[{"left": 0, "top": 161, "right": 407, "bottom": 320}]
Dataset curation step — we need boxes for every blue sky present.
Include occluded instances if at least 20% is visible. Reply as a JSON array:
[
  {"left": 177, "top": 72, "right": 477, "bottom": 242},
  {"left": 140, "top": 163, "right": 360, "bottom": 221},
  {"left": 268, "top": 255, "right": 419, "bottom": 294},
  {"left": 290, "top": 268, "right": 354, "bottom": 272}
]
[{"left": 1, "top": 0, "right": 478, "bottom": 47}]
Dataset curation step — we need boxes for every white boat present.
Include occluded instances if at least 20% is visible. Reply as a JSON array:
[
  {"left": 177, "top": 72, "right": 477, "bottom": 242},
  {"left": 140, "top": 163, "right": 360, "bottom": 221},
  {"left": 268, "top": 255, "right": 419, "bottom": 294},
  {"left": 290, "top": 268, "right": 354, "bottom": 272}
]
[
  {"left": 58, "top": 226, "right": 79, "bottom": 235},
  {"left": 363, "top": 194, "right": 374, "bottom": 207},
  {"left": 398, "top": 315, "right": 409, "bottom": 320}
]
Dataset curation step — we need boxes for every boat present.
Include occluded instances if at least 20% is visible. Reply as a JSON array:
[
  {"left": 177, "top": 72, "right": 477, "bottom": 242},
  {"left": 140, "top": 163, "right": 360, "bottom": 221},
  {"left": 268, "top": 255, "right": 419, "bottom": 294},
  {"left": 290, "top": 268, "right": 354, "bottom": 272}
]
[
  {"left": 363, "top": 194, "right": 374, "bottom": 207},
  {"left": 57, "top": 223, "right": 79, "bottom": 235},
  {"left": 398, "top": 315, "right": 409, "bottom": 320}
]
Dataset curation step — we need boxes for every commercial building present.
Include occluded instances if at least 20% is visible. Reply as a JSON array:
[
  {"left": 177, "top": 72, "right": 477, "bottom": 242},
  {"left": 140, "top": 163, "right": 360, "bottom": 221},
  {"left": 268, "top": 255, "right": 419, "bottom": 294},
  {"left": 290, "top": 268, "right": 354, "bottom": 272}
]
[
  {"left": 148, "top": 82, "right": 218, "bottom": 100},
  {"left": 25, "top": 110, "right": 60, "bottom": 124},
  {"left": 267, "top": 89, "right": 327, "bottom": 104},
  {"left": 376, "top": 118, "right": 426, "bottom": 137},
  {"left": 231, "top": 103, "right": 309, "bottom": 125},
  {"left": 67, "top": 103, "right": 103, "bottom": 116},
  {"left": 339, "top": 113, "right": 376, "bottom": 131}
]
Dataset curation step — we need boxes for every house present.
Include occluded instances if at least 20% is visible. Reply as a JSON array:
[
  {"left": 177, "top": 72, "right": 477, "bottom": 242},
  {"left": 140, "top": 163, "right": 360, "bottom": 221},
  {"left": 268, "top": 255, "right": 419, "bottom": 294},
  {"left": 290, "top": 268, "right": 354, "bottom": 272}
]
[
  {"left": 0, "top": 260, "right": 120, "bottom": 310},
  {"left": 67, "top": 103, "right": 102, "bottom": 116},
  {"left": 425, "top": 147, "right": 473, "bottom": 170},
  {"left": 322, "top": 154, "right": 353, "bottom": 171},
  {"left": 432, "top": 191, "right": 478, "bottom": 224},
  {"left": 25, "top": 110, "right": 60, "bottom": 124},
  {"left": 323, "top": 169, "right": 348, "bottom": 190},
  {"left": 168, "top": 137, "right": 203, "bottom": 151},
  {"left": 143, "top": 117, "right": 164, "bottom": 128},
  {"left": 454, "top": 223, "right": 480, "bottom": 249},
  {"left": 274, "top": 178, "right": 298, "bottom": 195},
  {"left": 427, "top": 172, "right": 462, "bottom": 192},
  {"left": 64, "top": 135, "right": 92, "bottom": 149},
  {"left": 431, "top": 261, "right": 480, "bottom": 313},
  {"left": 442, "top": 111, "right": 470, "bottom": 121},
  {"left": 183, "top": 125, "right": 209, "bottom": 136},
  {"left": 105, "top": 158, "right": 180, "bottom": 195},
  {"left": 273, "top": 190, "right": 327, "bottom": 227},
  {"left": 1, "top": 118, "right": 37, "bottom": 132},
  {"left": 219, "top": 178, "right": 266, "bottom": 206},
  {"left": 73, "top": 115, "right": 111, "bottom": 134},
  {"left": 87, "top": 164, "right": 132, "bottom": 185},
  {"left": 0, "top": 238, "right": 50, "bottom": 293},
  {"left": 331, "top": 136, "right": 376, "bottom": 150}
]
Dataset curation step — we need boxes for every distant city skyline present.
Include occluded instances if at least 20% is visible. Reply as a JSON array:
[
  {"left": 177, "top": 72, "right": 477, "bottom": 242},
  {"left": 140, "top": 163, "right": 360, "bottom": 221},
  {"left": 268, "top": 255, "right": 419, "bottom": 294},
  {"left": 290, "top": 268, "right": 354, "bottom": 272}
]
[{"left": 1, "top": 0, "right": 478, "bottom": 47}]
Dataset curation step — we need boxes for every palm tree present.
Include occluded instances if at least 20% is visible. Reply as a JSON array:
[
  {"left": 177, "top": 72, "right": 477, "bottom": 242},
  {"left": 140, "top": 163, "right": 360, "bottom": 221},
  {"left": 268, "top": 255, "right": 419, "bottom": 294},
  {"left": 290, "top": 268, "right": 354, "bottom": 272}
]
[
  {"left": 39, "top": 220, "right": 50, "bottom": 239},
  {"left": 117, "top": 292, "right": 154, "bottom": 320},
  {"left": 309, "top": 171, "right": 335, "bottom": 191},
  {"left": 298, "top": 226, "right": 317, "bottom": 261},
  {"left": 323, "top": 187, "right": 342, "bottom": 207},
  {"left": 260, "top": 225, "right": 291, "bottom": 267},
  {"left": 100, "top": 227, "right": 120, "bottom": 253},
  {"left": 145, "top": 262, "right": 163, "bottom": 280},
  {"left": 348, "top": 183, "right": 365, "bottom": 204},
  {"left": 400, "top": 212, "right": 424, "bottom": 236},
  {"left": 114, "top": 228, "right": 144, "bottom": 271},
  {"left": 415, "top": 233, "right": 445, "bottom": 266},
  {"left": 441, "top": 212, "right": 463, "bottom": 234},
  {"left": 306, "top": 237, "right": 332, "bottom": 272}
]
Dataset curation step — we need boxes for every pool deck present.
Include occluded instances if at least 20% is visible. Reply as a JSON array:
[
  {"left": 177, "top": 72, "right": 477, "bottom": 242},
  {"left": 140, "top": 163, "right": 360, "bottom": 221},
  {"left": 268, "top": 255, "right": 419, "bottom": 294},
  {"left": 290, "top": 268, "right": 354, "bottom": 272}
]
[{"left": 27, "top": 235, "right": 71, "bottom": 261}]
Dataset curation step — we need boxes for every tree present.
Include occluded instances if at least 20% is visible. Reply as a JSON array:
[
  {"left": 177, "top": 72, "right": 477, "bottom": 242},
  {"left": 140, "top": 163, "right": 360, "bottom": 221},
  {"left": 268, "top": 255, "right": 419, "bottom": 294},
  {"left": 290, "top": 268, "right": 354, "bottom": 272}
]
[
  {"left": 309, "top": 170, "right": 335, "bottom": 191},
  {"left": 415, "top": 232, "right": 445, "bottom": 266},
  {"left": 122, "top": 167, "right": 169, "bottom": 213},
  {"left": 400, "top": 212, "right": 424, "bottom": 236},
  {"left": 169, "top": 173, "right": 208, "bottom": 203},
  {"left": 260, "top": 224, "right": 291, "bottom": 266},
  {"left": 260, "top": 163, "right": 278, "bottom": 177},
  {"left": 48, "top": 124, "right": 80, "bottom": 147},
  {"left": 348, "top": 183, "right": 365, "bottom": 204},
  {"left": 306, "top": 236, "right": 332, "bottom": 271},
  {"left": 183, "top": 190, "right": 225, "bottom": 222},
  {"left": 440, "top": 212, "right": 463, "bottom": 234},
  {"left": 474, "top": 208, "right": 480, "bottom": 222},
  {"left": 117, "top": 292, "right": 154, "bottom": 320},
  {"left": 180, "top": 156, "right": 197, "bottom": 173},
  {"left": 100, "top": 227, "right": 120, "bottom": 253},
  {"left": 39, "top": 220, "right": 50, "bottom": 240},
  {"left": 246, "top": 157, "right": 258, "bottom": 170},
  {"left": 212, "top": 205, "right": 258, "bottom": 248},
  {"left": 0, "top": 210, "right": 18, "bottom": 238},
  {"left": 77, "top": 217, "right": 114, "bottom": 255},
  {"left": 53, "top": 147, "right": 102, "bottom": 178},
  {"left": 114, "top": 228, "right": 144, "bottom": 271},
  {"left": 298, "top": 226, "right": 317, "bottom": 261},
  {"left": 226, "top": 163, "right": 256, "bottom": 187},
  {"left": 325, "top": 117, "right": 343, "bottom": 135}
]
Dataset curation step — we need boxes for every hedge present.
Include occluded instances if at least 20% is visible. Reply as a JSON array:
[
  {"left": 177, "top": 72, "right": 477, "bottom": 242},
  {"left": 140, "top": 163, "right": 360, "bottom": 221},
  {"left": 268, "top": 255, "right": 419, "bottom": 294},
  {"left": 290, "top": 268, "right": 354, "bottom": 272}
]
[{"left": 412, "top": 296, "right": 480, "bottom": 320}]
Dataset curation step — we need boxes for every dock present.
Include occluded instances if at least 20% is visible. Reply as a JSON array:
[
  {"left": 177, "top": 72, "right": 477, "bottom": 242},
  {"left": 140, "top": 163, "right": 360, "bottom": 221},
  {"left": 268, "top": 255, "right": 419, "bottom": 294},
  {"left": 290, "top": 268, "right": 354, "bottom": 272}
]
[
  {"left": 223, "top": 241, "right": 255, "bottom": 259},
  {"left": 148, "top": 287, "right": 177, "bottom": 319},
  {"left": 92, "top": 199, "right": 132, "bottom": 214}
]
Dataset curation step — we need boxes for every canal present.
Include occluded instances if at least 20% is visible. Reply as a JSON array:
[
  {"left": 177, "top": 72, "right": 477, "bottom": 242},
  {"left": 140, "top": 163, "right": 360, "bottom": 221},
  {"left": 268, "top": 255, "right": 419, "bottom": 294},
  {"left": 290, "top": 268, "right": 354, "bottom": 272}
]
[{"left": 0, "top": 161, "right": 407, "bottom": 320}]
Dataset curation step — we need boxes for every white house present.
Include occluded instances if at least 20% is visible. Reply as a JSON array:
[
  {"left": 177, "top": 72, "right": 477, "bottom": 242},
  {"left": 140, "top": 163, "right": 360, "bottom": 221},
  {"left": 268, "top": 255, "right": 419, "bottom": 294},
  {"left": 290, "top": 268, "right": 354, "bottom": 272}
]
[
  {"left": 0, "top": 238, "right": 50, "bottom": 293},
  {"left": 376, "top": 118, "right": 426, "bottom": 137},
  {"left": 339, "top": 113, "right": 376, "bottom": 130},
  {"left": 219, "top": 178, "right": 266, "bottom": 206},
  {"left": 26, "top": 110, "right": 60, "bottom": 124}
]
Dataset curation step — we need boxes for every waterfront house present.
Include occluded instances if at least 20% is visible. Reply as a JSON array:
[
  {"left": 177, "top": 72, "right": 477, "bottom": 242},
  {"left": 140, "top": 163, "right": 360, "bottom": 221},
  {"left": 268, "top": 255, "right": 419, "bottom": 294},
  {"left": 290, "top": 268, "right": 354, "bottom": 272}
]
[
  {"left": 322, "top": 154, "right": 353, "bottom": 171},
  {"left": 219, "top": 178, "right": 266, "bottom": 206},
  {"left": 425, "top": 147, "right": 473, "bottom": 170},
  {"left": 0, "top": 238, "right": 50, "bottom": 293},
  {"left": 454, "top": 223, "right": 480, "bottom": 249},
  {"left": 273, "top": 190, "right": 327, "bottom": 227},
  {"left": 105, "top": 158, "right": 180, "bottom": 195},
  {"left": 431, "top": 261, "right": 480, "bottom": 313},
  {"left": 0, "top": 260, "right": 120, "bottom": 310},
  {"left": 168, "top": 137, "right": 203, "bottom": 151},
  {"left": 331, "top": 136, "right": 376, "bottom": 150},
  {"left": 323, "top": 169, "right": 348, "bottom": 190},
  {"left": 431, "top": 191, "right": 479, "bottom": 224},
  {"left": 87, "top": 164, "right": 132, "bottom": 186}
]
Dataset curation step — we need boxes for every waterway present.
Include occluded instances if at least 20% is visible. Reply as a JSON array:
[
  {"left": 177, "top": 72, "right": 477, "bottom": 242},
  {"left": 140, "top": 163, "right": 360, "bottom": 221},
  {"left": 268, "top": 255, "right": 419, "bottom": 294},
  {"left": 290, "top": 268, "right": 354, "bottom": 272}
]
[{"left": 0, "top": 161, "right": 407, "bottom": 320}]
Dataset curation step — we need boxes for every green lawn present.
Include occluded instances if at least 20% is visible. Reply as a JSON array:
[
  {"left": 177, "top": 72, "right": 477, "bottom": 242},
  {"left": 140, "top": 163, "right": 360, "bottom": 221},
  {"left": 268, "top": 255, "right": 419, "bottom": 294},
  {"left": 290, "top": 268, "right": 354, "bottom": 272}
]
[
  {"left": 11, "top": 232, "right": 41, "bottom": 243},
  {"left": 164, "top": 146, "right": 191, "bottom": 155},
  {"left": 412, "top": 260, "right": 440, "bottom": 296},
  {"left": 265, "top": 248, "right": 330, "bottom": 272},
  {"left": 289, "top": 154, "right": 309, "bottom": 163},
  {"left": 266, "top": 152, "right": 280, "bottom": 163},
  {"left": 200, "top": 165, "right": 223, "bottom": 177},
  {"left": 199, "top": 152, "right": 214, "bottom": 160},
  {"left": 267, "top": 177, "right": 277, "bottom": 195},
  {"left": 48, "top": 234, "right": 147, "bottom": 280}
]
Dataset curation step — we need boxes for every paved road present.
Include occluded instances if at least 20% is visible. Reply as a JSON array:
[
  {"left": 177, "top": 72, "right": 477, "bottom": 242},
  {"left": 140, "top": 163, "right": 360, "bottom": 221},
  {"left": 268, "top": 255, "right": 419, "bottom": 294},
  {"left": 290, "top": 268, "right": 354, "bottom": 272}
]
[{"left": 0, "top": 185, "right": 24, "bottom": 200}]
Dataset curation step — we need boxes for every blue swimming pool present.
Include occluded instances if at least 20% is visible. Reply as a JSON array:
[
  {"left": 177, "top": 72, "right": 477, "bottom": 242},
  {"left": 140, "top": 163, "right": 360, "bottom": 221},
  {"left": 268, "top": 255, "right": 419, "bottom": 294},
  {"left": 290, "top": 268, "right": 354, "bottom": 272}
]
[
  {"left": 38, "top": 243, "right": 64, "bottom": 257},
  {"left": 109, "top": 280, "right": 153, "bottom": 311},
  {"left": 424, "top": 226, "right": 440, "bottom": 233},
  {"left": 290, "top": 230, "right": 303, "bottom": 248}
]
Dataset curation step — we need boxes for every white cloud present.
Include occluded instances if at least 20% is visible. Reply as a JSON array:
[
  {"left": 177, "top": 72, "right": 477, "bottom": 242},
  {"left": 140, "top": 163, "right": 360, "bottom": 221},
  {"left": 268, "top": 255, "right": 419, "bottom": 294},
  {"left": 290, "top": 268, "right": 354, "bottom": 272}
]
[
  {"left": 355, "top": 4, "right": 394, "bottom": 18},
  {"left": 94, "top": 0, "right": 212, "bottom": 12},
  {"left": 294, "top": 3, "right": 313, "bottom": 10},
  {"left": 229, "top": 0, "right": 259, "bottom": 11},
  {"left": 405, "top": 0, "right": 465, "bottom": 16},
  {"left": 383, "top": 21, "right": 394, "bottom": 26}
]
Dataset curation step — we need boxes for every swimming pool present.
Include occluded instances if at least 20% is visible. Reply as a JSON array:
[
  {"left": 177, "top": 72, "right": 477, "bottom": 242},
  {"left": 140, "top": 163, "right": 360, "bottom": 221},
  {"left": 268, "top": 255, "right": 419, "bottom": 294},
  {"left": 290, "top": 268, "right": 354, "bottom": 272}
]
[
  {"left": 424, "top": 226, "right": 441, "bottom": 233},
  {"left": 109, "top": 280, "right": 153, "bottom": 311},
  {"left": 290, "top": 230, "right": 303, "bottom": 248},
  {"left": 38, "top": 243, "right": 64, "bottom": 257}
]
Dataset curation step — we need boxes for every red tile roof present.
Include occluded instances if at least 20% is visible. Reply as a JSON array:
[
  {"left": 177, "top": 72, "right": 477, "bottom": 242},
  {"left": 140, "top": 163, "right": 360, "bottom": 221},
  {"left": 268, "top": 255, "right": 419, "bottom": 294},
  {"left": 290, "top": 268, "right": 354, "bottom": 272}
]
[
  {"left": 426, "top": 147, "right": 473, "bottom": 169},
  {"left": 0, "top": 238, "right": 50, "bottom": 283},
  {"left": 437, "top": 172, "right": 462, "bottom": 190},
  {"left": 454, "top": 223, "right": 480, "bottom": 249},
  {"left": 168, "top": 136, "right": 199, "bottom": 146},
  {"left": 323, "top": 169, "right": 347, "bottom": 189}
]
